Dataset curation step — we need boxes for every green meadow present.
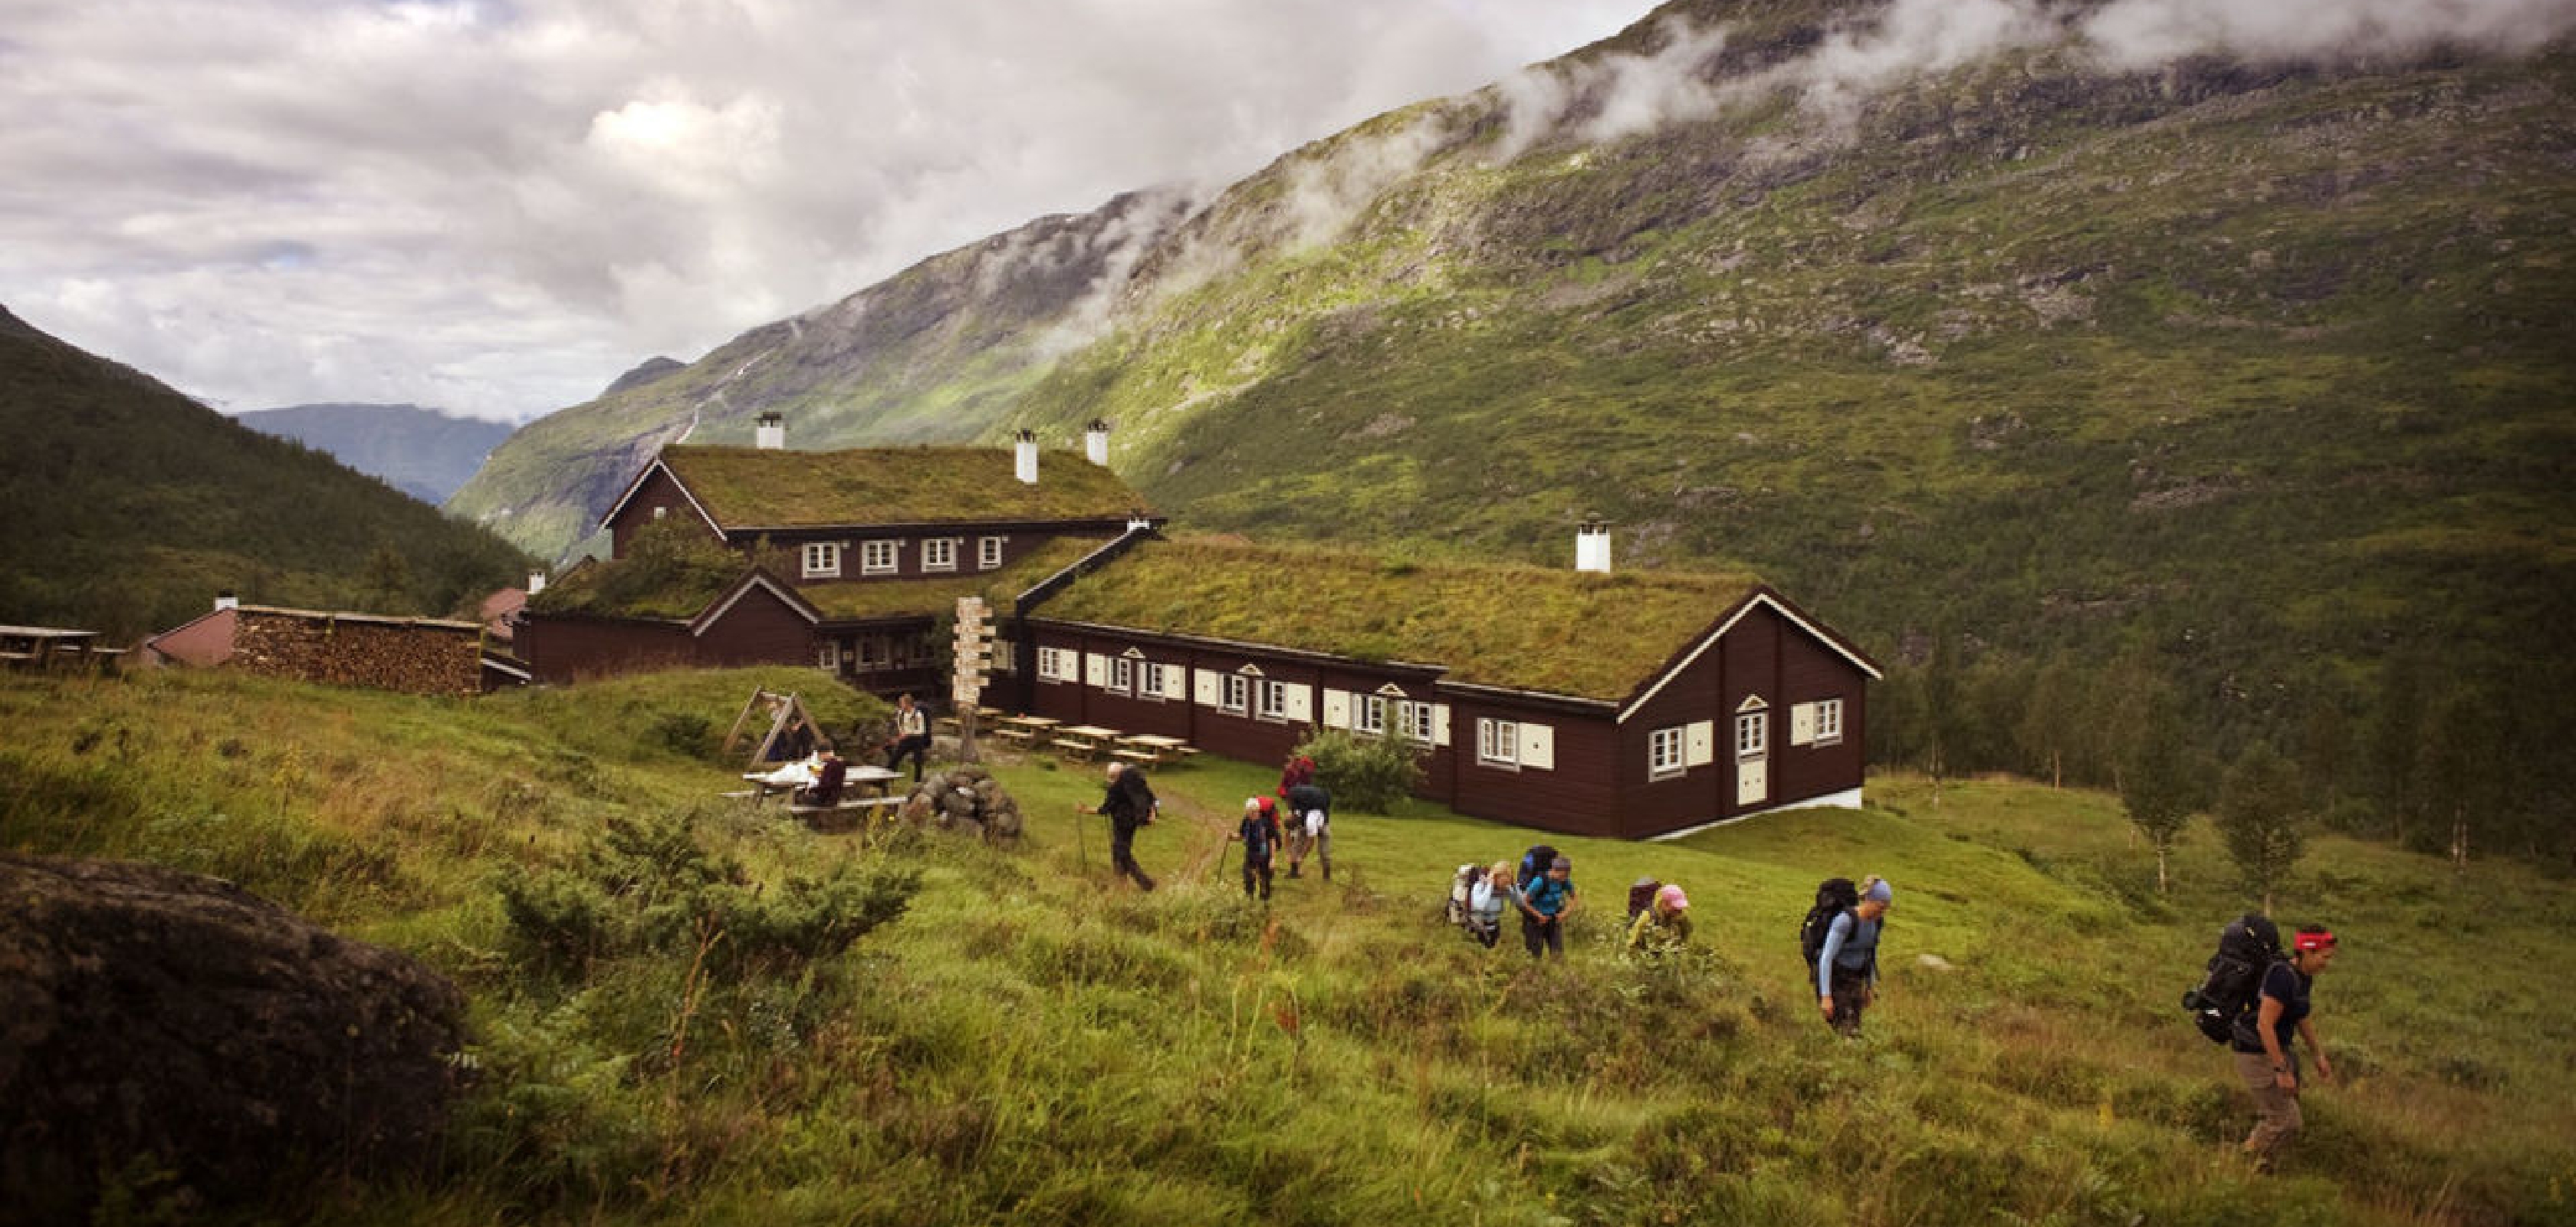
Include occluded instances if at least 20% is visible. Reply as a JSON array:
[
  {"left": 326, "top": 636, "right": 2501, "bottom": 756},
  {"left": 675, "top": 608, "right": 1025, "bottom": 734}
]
[{"left": 4, "top": 667, "right": 2571, "bottom": 1225}]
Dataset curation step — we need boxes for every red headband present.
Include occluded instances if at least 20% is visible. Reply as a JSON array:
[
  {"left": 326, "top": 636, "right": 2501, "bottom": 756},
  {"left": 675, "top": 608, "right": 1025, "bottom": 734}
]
[{"left": 2293, "top": 930, "right": 2337, "bottom": 952}]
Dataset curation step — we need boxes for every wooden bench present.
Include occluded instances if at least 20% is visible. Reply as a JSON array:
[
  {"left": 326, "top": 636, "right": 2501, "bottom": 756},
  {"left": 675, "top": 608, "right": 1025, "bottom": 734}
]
[
  {"left": 790, "top": 794, "right": 903, "bottom": 832},
  {"left": 1112, "top": 748, "right": 1160, "bottom": 767},
  {"left": 1051, "top": 737, "right": 1098, "bottom": 762}
]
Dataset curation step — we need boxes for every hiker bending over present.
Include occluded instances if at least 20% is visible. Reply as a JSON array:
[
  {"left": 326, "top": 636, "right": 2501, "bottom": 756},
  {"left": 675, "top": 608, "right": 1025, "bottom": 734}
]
[
  {"left": 1464, "top": 862, "right": 1513, "bottom": 949},
  {"left": 1076, "top": 762, "right": 1158, "bottom": 891},
  {"left": 1232, "top": 795, "right": 1283, "bottom": 901},
  {"left": 1283, "top": 781, "right": 1331, "bottom": 881},
  {"left": 1626, "top": 883, "right": 1693, "bottom": 955},
  {"left": 1818, "top": 876, "right": 1891, "bottom": 1036},
  {"left": 1519, "top": 856, "right": 1578, "bottom": 959},
  {"left": 2235, "top": 926, "right": 2338, "bottom": 1173}
]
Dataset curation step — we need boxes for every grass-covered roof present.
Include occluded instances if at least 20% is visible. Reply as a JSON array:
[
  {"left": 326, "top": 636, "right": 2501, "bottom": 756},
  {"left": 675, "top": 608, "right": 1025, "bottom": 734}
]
[
  {"left": 1037, "top": 538, "right": 1763, "bottom": 701},
  {"left": 798, "top": 538, "right": 1104, "bottom": 620},
  {"left": 659, "top": 446, "right": 1152, "bottom": 531},
  {"left": 529, "top": 521, "right": 1109, "bottom": 623}
]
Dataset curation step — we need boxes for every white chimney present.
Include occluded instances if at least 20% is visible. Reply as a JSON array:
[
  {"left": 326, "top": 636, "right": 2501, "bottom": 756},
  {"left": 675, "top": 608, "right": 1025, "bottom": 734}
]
[
  {"left": 527, "top": 571, "right": 547, "bottom": 596},
  {"left": 754, "top": 412, "right": 785, "bottom": 450},
  {"left": 1084, "top": 419, "right": 1111, "bottom": 466},
  {"left": 215, "top": 590, "right": 239, "bottom": 612},
  {"left": 1576, "top": 518, "right": 1612, "bottom": 574},
  {"left": 1014, "top": 429, "right": 1039, "bottom": 484}
]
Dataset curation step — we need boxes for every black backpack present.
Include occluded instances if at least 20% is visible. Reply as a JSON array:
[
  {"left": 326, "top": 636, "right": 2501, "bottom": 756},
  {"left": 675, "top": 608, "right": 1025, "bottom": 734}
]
[
  {"left": 1518, "top": 844, "right": 1560, "bottom": 892},
  {"left": 1798, "top": 877, "right": 1864, "bottom": 974},
  {"left": 2182, "top": 913, "right": 2284, "bottom": 1045},
  {"left": 1627, "top": 877, "right": 1662, "bottom": 923}
]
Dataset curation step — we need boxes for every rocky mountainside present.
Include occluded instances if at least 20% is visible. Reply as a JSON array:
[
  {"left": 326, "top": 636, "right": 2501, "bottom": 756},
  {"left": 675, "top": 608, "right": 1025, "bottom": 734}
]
[
  {"left": 236, "top": 403, "right": 514, "bottom": 504},
  {"left": 451, "top": 0, "right": 2574, "bottom": 827},
  {"left": 0, "top": 309, "right": 532, "bottom": 638}
]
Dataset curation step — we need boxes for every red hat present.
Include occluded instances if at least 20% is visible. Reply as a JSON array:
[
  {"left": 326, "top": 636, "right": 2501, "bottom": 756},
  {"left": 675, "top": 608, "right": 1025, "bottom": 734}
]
[
  {"left": 1255, "top": 795, "right": 1277, "bottom": 814},
  {"left": 2294, "top": 929, "right": 2337, "bottom": 952}
]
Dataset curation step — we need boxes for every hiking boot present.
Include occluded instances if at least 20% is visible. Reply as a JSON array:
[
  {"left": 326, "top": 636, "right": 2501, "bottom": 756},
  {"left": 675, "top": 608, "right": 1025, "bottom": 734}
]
[{"left": 1286, "top": 865, "right": 1300, "bottom": 879}]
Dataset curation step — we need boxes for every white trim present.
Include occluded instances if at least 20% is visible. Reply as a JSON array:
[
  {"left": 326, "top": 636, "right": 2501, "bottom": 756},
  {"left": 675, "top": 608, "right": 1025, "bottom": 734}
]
[
  {"left": 599, "top": 459, "right": 726, "bottom": 540},
  {"left": 922, "top": 537, "right": 961, "bottom": 572},
  {"left": 481, "top": 655, "right": 533, "bottom": 681},
  {"left": 1618, "top": 592, "right": 1882, "bottom": 723},
  {"left": 692, "top": 574, "right": 819, "bottom": 637},
  {"left": 860, "top": 539, "right": 899, "bottom": 574},
  {"left": 1647, "top": 787, "right": 1867, "bottom": 841}
]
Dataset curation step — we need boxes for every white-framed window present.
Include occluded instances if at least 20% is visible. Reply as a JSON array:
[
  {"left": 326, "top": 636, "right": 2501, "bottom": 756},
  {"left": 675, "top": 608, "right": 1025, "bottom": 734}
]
[
  {"left": 652, "top": 505, "right": 668, "bottom": 520},
  {"left": 1478, "top": 718, "right": 1520, "bottom": 768},
  {"left": 858, "top": 636, "right": 891, "bottom": 669},
  {"left": 1258, "top": 679, "right": 1289, "bottom": 721},
  {"left": 922, "top": 538, "right": 959, "bottom": 572},
  {"left": 861, "top": 540, "right": 899, "bottom": 574},
  {"left": 816, "top": 642, "right": 839, "bottom": 672},
  {"left": 1222, "top": 674, "right": 1250, "bottom": 715},
  {"left": 801, "top": 541, "right": 841, "bottom": 578},
  {"left": 1649, "top": 726, "right": 1687, "bottom": 779},
  {"left": 1138, "top": 662, "right": 1168, "bottom": 702},
  {"left": 1397, "top": 699, "right": 1434, "bottom": 744},
  {"left": 979, "top": 536, "right": 1005, "bottom": 570},
  {"left": 1037, "top": 646, "right": 1074, "bottom": 683},
  {"left": 1736, "top": 711, "right": 1768, "bottom": 760},
  {"left": 1356, "top": 694, "right": 1388, "bottom": 736},
  {"left": 1109, "top": 656, "right": 1135, "bottom": 695},
  {"left": 1815, "top": 698, "right": 1844, "bottom": 745}
]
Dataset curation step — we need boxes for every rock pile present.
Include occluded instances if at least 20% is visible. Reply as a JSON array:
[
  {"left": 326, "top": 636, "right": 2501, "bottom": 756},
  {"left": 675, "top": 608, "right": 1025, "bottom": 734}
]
[
  {"left": 0, "top": 854, "right": 468, "bottom": 1223},
  {"left": 895, "top": 765, "right": 1024, "bottom": 844}
]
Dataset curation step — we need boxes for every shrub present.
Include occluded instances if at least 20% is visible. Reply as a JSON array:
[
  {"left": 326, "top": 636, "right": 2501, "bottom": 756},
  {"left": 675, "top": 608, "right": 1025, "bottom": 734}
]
[{"left": 1293, "top": 728, "right": 1422, "bottom": 812}]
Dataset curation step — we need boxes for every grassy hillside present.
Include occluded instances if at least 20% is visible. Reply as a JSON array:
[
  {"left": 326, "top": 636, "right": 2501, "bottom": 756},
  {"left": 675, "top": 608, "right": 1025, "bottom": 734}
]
[
  {"left": 4, "top": 667, "right": 2569, "bottom": 1224},
  {"left": 0, "top": 308, "right": 534, "bottom": 639}
]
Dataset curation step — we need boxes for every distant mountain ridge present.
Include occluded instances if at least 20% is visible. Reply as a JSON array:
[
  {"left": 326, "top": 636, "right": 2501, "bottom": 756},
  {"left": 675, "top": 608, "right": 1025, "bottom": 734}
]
[
  {"left": 237, "top": 403, "right": 514, "bottom": 505},
  {"left": 0, "top": 311, "right": 531, "bottom": 638}
]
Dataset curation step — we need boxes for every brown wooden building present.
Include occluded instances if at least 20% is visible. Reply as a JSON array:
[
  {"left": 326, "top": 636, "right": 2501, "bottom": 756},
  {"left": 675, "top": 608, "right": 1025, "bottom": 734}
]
[{"left": 1012, "top": 538, "right": 1878, "bottom": 840}]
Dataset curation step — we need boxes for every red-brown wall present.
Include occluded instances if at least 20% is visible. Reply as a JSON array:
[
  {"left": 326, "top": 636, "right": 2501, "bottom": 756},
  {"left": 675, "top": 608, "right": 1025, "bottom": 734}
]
[
  {"left": 609, "top": 469, "right": 723, "bottom": 558},
  {"left": 692, "top": 586, "right": 817, "bottom": 668},
  {"left": 517, "top": 615, "right": 694, "bottom": 683}
]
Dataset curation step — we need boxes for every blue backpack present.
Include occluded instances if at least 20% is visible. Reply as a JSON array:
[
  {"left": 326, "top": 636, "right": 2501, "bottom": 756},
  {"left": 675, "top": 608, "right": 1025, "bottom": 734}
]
[{"left": 1517, "top": 844, "right": 1560, "bottom": 892}]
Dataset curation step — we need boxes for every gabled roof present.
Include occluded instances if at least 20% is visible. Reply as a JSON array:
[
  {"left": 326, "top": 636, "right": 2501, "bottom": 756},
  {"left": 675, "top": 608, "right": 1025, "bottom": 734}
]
[
  {"left": 690, "top": 569, "right": 822, "bottom": 635},
  {"left": 1032, "top": 538, "right": 1778, "bottom": 702},
  {"left": 601, "top": 445, "right": 1155, "bottom": 533}
]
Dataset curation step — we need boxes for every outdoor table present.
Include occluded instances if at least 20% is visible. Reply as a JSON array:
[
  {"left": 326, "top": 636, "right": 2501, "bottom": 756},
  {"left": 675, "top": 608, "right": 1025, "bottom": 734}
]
[{"left": 1116, "top": 733, "right": 1191, "bottom": 766}]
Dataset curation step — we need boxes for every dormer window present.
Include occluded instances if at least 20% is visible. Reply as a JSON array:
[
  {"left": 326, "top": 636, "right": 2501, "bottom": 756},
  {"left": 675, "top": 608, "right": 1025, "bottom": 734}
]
[
  {"left": 923, "top": 538, "right": 960, "bottom": 572},
  {"left": 861, "top": 541, "right": 898, "bottom": 575},
  {"left": 979, "top": 536, "right": 1006, "bottom": 570},
  {"left": 801, "top": 542, "right": 842, "bottom": 579}
]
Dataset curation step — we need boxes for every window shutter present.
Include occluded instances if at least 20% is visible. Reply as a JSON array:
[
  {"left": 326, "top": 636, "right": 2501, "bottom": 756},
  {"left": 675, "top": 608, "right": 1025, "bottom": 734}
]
[
  {"left": 1194, "top": 668, "right": 1221, "bottom": 707},
  {"left": 1321, "top": 689, "right": 1351, "bottom": 729},
  {"left": 1789, "top": 702, "right": 1816, "bottom": 747},
  {"left": 1432, "top": 704, "right": 1451, "bottom": 748},
  {"left": 1283, "top": 683, "right": 1313, "bottom": 723},
  {"left": 1086, "top": 653, "right": 1109, "bottom": 687},
  {"left": 1162, "top": 664, "right": 1188, "bottom": 701},
  {"left": 1685, "top": 719, "right": 1715, "bottom": 768},
  {"left": 1519, "top": 722, "right": 1555, "bottom": 771}
]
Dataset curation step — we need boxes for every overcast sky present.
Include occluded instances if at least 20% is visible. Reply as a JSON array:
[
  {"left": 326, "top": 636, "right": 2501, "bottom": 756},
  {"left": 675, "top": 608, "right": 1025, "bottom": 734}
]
[{"left": 0, "top": 0, "right": 1648, "bottom": 421}]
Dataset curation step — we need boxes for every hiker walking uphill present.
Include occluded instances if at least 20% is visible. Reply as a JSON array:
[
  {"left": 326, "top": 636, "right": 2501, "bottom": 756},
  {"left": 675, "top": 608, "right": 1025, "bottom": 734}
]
[
  {"left": 2233, "top": 926, "right": 2339, "bottom": 1173},
  {"left": 1076, "top": 762, "right": 1158, "bottom": 892},
  {"left": 1809, "top": 876, "right": 1893, "bottom": 1037},
  {"left": 1230, "top": 796, "right": 1283, "bottom": 901},
  {"left": 1518, "top": 854, "right": 1578, "bottom": 959},
  {"left": 1283, "top": 781, "right": 1331, "bottom": 881}
]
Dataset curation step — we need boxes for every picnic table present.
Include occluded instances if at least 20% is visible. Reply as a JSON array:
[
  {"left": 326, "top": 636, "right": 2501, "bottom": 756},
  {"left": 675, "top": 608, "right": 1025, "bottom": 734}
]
[
  {"left": 738, "top": 759, "right": 901, "bottom": 804},
  {"left": 0, "top": 626, "right": 109, "bottom": 670},
  {"left": 991, "top": 713, "right": 1058, "bottom": 750},
  {"left": 1052, "top": 724, "right": 1119, "bottom": 762},
  {"left": 1115, "top": 733, "right": 1198, "bottom": 767}
]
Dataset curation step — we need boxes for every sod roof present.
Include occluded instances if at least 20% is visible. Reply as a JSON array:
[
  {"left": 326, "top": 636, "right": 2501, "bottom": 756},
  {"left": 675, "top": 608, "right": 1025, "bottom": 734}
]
[
  {"left": 530, "top": 534, "right": 1109, "bottom": 623},
  {"left": 652, "top": 446, "right": 1152, "bottom": 531},
  {"left": 1035, "top": 538, "right": 1765, "bottom": 701}
]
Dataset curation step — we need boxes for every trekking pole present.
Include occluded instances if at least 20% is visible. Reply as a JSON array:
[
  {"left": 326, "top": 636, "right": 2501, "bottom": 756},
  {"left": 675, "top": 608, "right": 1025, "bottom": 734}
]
[{"left": 1073, "top": 803, "right": 1091, "bottom": 870}]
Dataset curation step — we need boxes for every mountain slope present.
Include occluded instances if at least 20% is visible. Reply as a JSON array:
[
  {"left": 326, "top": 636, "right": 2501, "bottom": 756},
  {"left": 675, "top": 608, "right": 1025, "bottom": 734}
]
[
  {"left": 0, "top": 307, "right": 534, "bottom": 638},
  {"left": 236, "top": 403, "right": 514, "bottom": 504}
]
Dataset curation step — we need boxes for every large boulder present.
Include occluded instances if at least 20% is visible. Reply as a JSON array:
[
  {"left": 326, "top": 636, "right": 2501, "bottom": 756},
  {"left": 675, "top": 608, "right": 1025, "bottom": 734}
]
[{"left": 0, "top": 854, "right": 468, "bottom": 1222}]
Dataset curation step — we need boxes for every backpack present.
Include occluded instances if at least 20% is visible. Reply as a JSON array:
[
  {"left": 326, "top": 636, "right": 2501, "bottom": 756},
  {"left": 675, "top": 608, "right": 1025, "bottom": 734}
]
[
  {"left": 1627, "top": 877, "right": 1662, "bottom": 923},
  {"left": 2182, "top": 913, "right": 2284, "bottom": 1045},
  {"left": 1445, "top": 864, "right": 1483, "bottom": 926},
  {"left": 1517, "top": 844, "right": 1560, "bottom": 892},
  {"left": 1798, "top": 877, "right": 1863, "bottom": 974}
]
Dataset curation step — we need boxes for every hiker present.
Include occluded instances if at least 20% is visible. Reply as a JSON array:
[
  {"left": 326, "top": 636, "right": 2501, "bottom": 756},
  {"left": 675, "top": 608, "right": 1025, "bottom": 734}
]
[
  {"left": 1231, "top": 795, "right": 1283, "bottom": 901},
  {"left": 1518, "top": 855, "right": 1578, "bottom": 959},
  {"left": 1626, "top": 883, "right": 1693, "bottom": 955},
  {"left": 1278, "top": 750, "right": 1316, "bottom": 798},
  {"left": 794, "top": 748, "right": 846, "bottom": 808},
  {"left": 1076, "top": 762, "right": 1158, "bottom": 891},
  {"left": 1283, "top": 780, "right": 1331, "bottom": 880},
  {"left": 1816, "top": 876, "right": 1891, "bottom": 1036},
  {"left": 882, "top": 693, "right": 932, "bottom": 783},
  {"left": 1464, "top": 861, "right": 1513, "bottom": 948},
  {"left": 2234, "top": 926, "right": 2339, "bottom": 1173}
]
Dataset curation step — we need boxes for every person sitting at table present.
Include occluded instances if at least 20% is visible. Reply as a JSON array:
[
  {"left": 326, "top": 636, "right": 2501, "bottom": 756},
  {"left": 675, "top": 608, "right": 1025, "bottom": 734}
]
[{"left": 796, "top": 748, "right": 847, "bottom": 808}]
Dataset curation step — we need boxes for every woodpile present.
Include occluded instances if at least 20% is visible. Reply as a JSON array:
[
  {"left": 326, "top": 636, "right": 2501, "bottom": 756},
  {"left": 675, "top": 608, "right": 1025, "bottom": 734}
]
[
  {"left": 895, "top": 765, "right": 1023, "bottom": 846},
  {"left": 231, "top": 609, "right": 481, "bottom": 698}
]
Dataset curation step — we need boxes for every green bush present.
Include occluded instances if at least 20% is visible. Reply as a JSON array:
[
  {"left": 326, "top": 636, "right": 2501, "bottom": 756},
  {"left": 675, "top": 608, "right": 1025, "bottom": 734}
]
[{"left": 1293, "top": 727, "right": 1423, "bottom": 813}]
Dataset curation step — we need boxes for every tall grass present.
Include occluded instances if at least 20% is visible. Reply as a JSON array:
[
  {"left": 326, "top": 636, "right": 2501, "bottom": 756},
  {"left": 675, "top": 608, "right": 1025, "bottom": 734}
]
[{"left": 4, "top": 670, "right": 2570, "bottom": 1225}]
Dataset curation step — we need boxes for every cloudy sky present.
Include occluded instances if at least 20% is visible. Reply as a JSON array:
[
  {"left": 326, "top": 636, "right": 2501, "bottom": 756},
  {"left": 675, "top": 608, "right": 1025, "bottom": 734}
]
[{"left": 0, "top": 0, "right": 1648, "bottom": 421}]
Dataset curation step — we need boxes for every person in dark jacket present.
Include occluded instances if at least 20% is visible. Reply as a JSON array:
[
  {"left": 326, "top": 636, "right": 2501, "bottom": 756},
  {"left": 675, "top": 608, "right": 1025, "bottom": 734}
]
[
  {"left": 2233, "top": 926, "right": 2339, "bottom": 1173},
  {"left": 794, "top": 748, "right": 847, "bottom": 807},
  {"left": 1230, "top": 795, "right": 1283, "bottom": 900},
  {"left": 1283, "top": 780, "right": 1331, "bottom": 881},
  {"left": 1076, "top": 762, "right": 1158, "bottom": 891}
]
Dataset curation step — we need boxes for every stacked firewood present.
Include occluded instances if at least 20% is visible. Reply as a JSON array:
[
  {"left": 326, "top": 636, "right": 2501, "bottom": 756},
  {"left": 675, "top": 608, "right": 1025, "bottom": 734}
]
[{"left": 230, "top": 611, "right": 479, "bottom": 698}]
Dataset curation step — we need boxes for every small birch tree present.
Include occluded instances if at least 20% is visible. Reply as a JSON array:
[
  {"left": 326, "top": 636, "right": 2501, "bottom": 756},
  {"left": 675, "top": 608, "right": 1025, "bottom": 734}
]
[
  {"left": 2121, "top": 693, "right": 2199, "bottom": 895},
  {"left": 2216, "top": 744, "right": 2308, "bottom": 913}
]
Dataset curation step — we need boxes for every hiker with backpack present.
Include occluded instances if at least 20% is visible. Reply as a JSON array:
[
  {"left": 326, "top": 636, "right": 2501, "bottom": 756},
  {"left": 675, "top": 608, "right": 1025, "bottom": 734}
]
[
  {"left": 1625, "top": 883, "right": 1693, "bottom": 956},
  {"left": 1075, "top": 762, "right": 1158, "bottom": 892},
  {"left": 1517, "top": 854, "right": 1579, "bottom": 959},
  {"left": 2232, "top": 926, "right": 2339, "bottom": 1172},
  {"left": 1808, "top": 875, "right": 1891, "bottom": 1036},
  {"left": 1230, "top": 795, "right": 1283, "bottom": 901},
  {"left": 1283, "top": 781, "right": 1331, "bottom": 881},
  {"left": 1448, "top": 861, "right": 1513, "bottom": 948}
]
